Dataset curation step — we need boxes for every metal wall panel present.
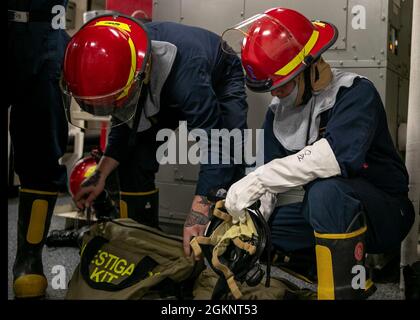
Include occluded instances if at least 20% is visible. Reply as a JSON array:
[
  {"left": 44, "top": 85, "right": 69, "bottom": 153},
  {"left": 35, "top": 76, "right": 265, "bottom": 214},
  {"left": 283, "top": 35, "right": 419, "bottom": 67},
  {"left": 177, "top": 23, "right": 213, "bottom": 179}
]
[
  {"left": 322, "top": 0, "right": 411, "bottom": 74},
  {"left": 157, "top": 183, "right": 196, "bottom": 235},
  {"left": 154, "top": 163, "right": 176, "bottom": 183},
  {"left": 158, "top": 183, "right": 195, "bottom": 214},
  {"left": 323, "top": 0, "right": 389, "bottom": 66},
  {"left": 155, "top": 131, "right": 201, "bottom": 184},
  {"left": 172, "top": 164, "right": 200, "bottom": 182},
  {"left": 243, "top": 0, "right": 348, "bottom": 50},
  {"left": 180, "top": 0, "right": 245, "bottom": 35},
  {"left": 152, "top": 0, "right": 182, "bottom": 22}
]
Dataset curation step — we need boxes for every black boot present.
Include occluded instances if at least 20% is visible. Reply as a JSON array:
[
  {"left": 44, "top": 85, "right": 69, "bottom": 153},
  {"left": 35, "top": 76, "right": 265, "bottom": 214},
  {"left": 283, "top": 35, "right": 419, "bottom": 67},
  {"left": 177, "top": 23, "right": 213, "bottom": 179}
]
[
  {"left": 13, "top": 189, "right": 58, "bottom": 298},
  {"left": 46, "top": 190, "right": 118, "bottom": 248},
  {"left": 119, "top": 189, "right": 159, "bottom": 228},
  {"left": 315, "top": 225, "right": 376, "bottom": 300}
]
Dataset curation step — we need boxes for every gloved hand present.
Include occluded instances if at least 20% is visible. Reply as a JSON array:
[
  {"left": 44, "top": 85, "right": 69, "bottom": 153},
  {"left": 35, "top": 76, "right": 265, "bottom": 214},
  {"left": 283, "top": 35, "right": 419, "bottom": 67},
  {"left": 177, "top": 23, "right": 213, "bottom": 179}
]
[
  {"left": 225, "top": 139, "right": 341, "bottom": 223},
  {"left": 259, "top": 191, "right": 278, "bottom": 221},
  {"left": 225, "top": 172, "right": 265, "bottom": 224}
]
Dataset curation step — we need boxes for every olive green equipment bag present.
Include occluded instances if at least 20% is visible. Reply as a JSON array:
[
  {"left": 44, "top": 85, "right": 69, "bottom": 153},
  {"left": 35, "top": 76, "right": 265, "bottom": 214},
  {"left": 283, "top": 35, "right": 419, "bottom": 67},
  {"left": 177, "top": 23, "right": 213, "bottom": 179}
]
[
  {"left": 66, "top": 218, "right": 197, "bottom": 300},
  {"left": 192, "top": 268, "right": 313, "bottom": 300}
]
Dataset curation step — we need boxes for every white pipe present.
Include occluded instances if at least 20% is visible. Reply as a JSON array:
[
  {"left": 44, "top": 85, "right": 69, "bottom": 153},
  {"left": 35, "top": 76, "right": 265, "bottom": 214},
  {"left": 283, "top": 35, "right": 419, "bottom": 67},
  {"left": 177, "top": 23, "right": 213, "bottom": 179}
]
[{"left": 401, "top": 0, "right": 420, "bottom": 282}]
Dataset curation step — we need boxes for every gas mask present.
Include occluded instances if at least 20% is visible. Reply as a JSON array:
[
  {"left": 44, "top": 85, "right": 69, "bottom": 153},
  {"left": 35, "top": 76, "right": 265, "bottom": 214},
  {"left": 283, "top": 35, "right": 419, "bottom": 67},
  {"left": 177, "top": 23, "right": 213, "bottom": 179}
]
[{"left": 190, "top": 191, "right": 271, "bottom": 300}]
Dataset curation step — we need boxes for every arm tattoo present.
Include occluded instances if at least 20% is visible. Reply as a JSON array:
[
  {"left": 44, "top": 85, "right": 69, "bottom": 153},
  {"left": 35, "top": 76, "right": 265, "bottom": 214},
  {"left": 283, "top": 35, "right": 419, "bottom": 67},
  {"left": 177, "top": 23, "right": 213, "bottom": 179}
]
[
  {"left": 198, "top": 196, "right": 211, "bottom": 207},
  {"left": 184, "top": 210, "right": 209, "bottom": 227},
  {"left": 81, "top": 171, "right": 101, "bottom": 187}
]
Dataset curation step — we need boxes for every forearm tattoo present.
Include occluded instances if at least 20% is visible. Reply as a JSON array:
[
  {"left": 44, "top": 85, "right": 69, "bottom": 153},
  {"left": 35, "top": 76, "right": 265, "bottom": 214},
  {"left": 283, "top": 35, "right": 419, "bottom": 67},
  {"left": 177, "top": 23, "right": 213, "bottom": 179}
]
[
  {"left": 81, "top": 171, "right": 101, "bottom": 187},
  {"left": 198, "top": 196, "right": 211, "bottom": 207},
  {"left": 184, "top": 210, "right": 210, "bottom": 227}
]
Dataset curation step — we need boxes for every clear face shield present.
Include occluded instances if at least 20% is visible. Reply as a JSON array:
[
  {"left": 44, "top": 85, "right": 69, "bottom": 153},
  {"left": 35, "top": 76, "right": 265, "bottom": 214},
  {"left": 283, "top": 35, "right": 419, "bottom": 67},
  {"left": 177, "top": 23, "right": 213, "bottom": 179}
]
[
  {"left": 60, "top": 73, "right": 145, "bottom": 130},
  {"left": 221, "top": 14, "right": 309, "bottom": 92},
  {"left": 221, "top": 14, "right": 267, "bottom": 54}
]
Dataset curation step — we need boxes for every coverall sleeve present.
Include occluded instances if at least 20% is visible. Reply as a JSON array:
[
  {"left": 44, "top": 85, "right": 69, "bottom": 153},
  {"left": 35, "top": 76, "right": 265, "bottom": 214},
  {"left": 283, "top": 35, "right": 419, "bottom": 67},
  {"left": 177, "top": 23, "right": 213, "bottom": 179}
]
[
  {"left": 324, "top": 78, "right": 380, "bottom": 177},
  {"left": 173, "top": 56, "right": 245, "bottom": 196},
  {"left": 104, "top": 119, "right": 131, "bottom": 163}
]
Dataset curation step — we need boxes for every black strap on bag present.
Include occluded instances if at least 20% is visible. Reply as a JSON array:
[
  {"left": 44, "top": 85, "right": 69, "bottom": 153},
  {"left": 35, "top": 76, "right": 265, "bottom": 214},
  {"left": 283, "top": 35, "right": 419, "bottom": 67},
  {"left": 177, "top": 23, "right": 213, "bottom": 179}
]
[{"left": 80, "top": 236, "right": 158, "bottom": 291}]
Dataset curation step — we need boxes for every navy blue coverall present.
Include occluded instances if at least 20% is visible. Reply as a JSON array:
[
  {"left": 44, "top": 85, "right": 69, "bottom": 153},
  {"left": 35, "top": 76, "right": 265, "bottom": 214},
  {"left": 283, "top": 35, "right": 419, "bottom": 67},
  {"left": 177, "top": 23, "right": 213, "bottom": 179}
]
[
  {"left": 8, "top": 1, "right": 71, "bottom": 298},
  {"left": 105, "top": 22, "right": 248, "bottom": 197},
  {"left": 265, "top": 77, "right": 414, "bottom": 254},
  {"left": 8, "top": 0, "right": 70, "bottom": 192}
]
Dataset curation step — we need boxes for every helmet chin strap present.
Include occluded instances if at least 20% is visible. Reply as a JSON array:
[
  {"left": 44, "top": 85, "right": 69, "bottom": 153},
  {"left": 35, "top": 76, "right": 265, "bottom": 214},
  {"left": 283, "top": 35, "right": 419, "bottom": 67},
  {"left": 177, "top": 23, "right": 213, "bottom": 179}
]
[{"left": 301, "top": 67, "right": 313, "bottom": 106}]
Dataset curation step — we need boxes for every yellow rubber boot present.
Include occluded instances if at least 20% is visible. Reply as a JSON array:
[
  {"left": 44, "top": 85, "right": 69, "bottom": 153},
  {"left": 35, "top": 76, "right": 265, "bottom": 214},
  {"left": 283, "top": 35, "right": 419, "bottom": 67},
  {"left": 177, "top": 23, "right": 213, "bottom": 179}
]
[
  {"left": 13, "top": 189, "right": 58, "bottom": 298},
  {"left": 315, "top": 225, "right": 376, "bottom": 300}
]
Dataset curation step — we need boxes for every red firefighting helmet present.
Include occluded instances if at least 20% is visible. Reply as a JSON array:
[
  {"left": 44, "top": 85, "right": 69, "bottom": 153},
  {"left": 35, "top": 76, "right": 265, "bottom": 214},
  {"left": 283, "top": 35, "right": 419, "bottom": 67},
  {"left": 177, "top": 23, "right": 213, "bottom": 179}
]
[
  {"left": 222, "top": 7, "right": 338, "bottom": 92},
  {"left": 69, "top": 156, "right": 98, "bottom": 197},
  {"left": 61, "top": 14, "right": 151, "bottom": 128}
]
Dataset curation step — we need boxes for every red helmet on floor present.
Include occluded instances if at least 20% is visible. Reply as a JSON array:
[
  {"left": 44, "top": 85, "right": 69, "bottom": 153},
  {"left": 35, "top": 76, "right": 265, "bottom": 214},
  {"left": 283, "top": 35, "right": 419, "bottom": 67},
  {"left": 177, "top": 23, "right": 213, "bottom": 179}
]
[
  {"left": 222, "top": 7, "right": 338, "bottom": 92},
  {"left": 61, "top": 15, "right": 151, "bottom": 127},
  {"left": 69, "top": 156, "right": 98, "bottom": 197}
]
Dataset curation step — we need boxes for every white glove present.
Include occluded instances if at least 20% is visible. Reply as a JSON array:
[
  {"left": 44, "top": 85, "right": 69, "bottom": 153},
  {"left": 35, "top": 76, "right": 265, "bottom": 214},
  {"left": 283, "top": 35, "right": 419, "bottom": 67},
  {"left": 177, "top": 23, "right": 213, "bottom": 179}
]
[
  {"left": 225, "top": 138, "right": 341, "bottom": 222},
  {"left": 259, "top": 191, "right": 278, "bottom": 221},
  {"left": 225, "top": 172, "right": 265, "bottom": 224}
]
